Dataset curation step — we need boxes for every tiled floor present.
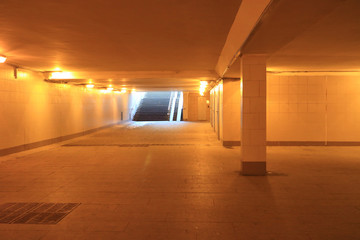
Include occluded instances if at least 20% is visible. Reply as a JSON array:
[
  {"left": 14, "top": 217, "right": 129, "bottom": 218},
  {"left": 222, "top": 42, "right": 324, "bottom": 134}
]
[{"left": 0, "top": 122, "right": 359, "bottom": 239}]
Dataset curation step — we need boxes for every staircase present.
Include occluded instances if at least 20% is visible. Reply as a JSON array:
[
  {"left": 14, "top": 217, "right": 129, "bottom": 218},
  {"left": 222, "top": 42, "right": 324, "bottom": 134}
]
[
  {"left": 172, "top": 93, "right": 181, "bottom": 121},
  {"left": 133, "top": 92, "right": 171, "bottom": 121}
]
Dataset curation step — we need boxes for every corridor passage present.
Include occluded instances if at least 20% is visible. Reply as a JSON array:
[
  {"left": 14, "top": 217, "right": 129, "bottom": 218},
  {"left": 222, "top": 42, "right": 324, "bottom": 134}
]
[{"left": 0, "top": 122, "right": 360, "bottom": 239}]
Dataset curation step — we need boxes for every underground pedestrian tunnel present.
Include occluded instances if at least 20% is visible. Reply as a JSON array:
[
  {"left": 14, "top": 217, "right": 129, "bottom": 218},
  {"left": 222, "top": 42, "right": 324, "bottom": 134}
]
[{"left": 1, "top": 0, "right": 360, "bottom": 239}]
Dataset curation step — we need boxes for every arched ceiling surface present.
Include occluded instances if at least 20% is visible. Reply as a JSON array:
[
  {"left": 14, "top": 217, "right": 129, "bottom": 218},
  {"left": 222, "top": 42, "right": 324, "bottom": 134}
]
[{"left": 0, "top": 0, "right": 242, "bottom": 90}]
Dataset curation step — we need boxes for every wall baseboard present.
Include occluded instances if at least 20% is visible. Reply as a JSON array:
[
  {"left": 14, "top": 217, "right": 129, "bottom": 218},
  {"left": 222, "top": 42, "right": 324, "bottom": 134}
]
[
  {"left": 0, "top": 122, "right": 122, "bottom": 157},
  {"left": 222, "top": 141, "right": 241, "bottom": 146},
  {"left": 222, "top": 141, "right": 360, "bottom": 147},
  {"left": 267, "top": 141, "right": 360, "bottom": 146}
]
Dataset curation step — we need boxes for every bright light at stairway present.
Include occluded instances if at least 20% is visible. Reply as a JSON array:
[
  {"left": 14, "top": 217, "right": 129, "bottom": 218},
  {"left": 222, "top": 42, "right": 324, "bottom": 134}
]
[{"left": 0, "top": 55, "right": 7, "bottom": 63}]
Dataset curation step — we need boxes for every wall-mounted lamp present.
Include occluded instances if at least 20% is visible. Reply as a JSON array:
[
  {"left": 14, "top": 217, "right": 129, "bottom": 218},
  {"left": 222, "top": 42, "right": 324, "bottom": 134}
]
[
  {"left": 107, "top": 85, "right": 113, "bottom": 91},
  {"left": 199, "top": 81, "right": 208, "bottom": 96},
  {"left": 50, "top": 71, "right": 73, "bottom": 79}
]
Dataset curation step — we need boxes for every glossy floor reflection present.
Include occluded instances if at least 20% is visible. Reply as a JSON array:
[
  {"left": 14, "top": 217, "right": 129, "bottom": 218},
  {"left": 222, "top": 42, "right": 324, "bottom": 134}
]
[{"left": 0, "top": 122, "right": 359, "bottom": 240}]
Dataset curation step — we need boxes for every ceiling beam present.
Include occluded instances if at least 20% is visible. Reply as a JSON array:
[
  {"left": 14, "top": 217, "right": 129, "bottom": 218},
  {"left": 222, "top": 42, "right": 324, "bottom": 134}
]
[
  {"left": 72, "top": 70, "right": 218, "bottom": 81},
  {"left": 241, "top": 0, "right": 347, "bottom": 55},
  {"left": 215, "top": 0, "right": 272, "bottom": 78}
]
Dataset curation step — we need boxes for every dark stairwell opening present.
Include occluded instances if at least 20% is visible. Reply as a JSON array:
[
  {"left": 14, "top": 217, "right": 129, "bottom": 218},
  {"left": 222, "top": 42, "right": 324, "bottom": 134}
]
[{"left": 133, "top": 91, "right": 183, "bottom": 121}]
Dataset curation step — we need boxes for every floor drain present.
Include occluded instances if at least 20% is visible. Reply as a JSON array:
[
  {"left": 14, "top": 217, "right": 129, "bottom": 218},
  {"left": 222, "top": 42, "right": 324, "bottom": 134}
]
[{"left": 0, "top": 202, "right": 80, "bottom": 224}]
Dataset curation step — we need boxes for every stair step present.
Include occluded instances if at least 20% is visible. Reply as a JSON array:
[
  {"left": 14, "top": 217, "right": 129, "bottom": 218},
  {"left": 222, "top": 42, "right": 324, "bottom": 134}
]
[{"left": 133, "top": 92, "right": 172, "bottom": 121}]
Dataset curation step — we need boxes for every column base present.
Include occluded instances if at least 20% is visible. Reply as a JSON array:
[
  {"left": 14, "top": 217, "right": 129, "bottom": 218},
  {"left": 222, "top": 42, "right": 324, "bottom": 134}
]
[
  {"left": 241, "top": 162, "right": 266, "bottom": 176},
  {"left": 222, "top": 141, "right": 241, "bottom": 147}
]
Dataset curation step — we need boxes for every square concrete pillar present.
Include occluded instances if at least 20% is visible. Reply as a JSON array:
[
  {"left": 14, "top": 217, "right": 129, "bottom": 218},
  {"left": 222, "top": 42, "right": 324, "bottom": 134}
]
[
  {"left": 240, "top": 55, "right": 267, "bottom": 176},
  {"left": 221, "top": 78, "right": 241, "bottom": 147}
]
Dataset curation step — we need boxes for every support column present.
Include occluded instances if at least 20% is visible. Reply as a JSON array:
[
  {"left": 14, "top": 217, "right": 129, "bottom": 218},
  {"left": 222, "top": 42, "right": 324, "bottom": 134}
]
[
  {"left": 221, "top": 78, "right": 241, "bottom": 146},
  {"left": 240, "top": 55, "right": 267, "bottom": 175}
]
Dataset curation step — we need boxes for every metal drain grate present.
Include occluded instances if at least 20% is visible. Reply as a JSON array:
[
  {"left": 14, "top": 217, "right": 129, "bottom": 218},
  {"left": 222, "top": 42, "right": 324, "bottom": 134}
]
[{"left": 0, "top": 202, "right": 80, "bottom": 224}]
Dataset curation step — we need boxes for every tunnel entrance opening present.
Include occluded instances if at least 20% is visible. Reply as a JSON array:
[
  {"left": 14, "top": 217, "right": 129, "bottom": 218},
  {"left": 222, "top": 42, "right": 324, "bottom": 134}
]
[{"left": 133, "top": 91, "right": 183, "bottom": 121}]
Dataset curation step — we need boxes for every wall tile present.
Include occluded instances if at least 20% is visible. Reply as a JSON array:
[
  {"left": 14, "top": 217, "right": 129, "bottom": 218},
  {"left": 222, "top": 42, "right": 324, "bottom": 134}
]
[{"left": 0, "top": 65, "right": 132, "bottom": 150}]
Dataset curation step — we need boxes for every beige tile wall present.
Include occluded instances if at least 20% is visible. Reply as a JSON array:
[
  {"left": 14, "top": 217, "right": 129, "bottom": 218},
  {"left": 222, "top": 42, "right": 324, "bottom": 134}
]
[
  {"left": 241, "top": 55, "right": 266, "bottom": 162},
  {"left": 186, "top": 93, "right": 199, "bottom": 121},
  {"left": 210, "top": 85, "right": 221, "bottom": 138},
  {"left": 218, "top": 82, "right": 224, "bottom": 140},
  {"left": 326, "top": 75, "right": 360, "bottom": 141},
  {"left": 183, "top": 92, "right": 210, "bottom": 121},
  {"left": 0, "top": 65, "right": 132, "bottom": 150},
  {"left": 267, "top": 74, "right": 360, "bottom": 142},
  {"left": 221, "top": 79, "right": 241, "bottom": 143},
  {"left": 210, "top": 73, "right": 360, "bottom": 143}
]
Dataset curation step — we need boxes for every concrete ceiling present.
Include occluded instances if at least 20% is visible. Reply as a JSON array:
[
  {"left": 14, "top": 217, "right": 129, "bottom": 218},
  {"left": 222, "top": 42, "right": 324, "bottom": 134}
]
[
  {"left": 267, "top": 0, "right": 360, "bottom": 71},
  {"left": 0, "top": 0, "right": 242, "bottom": 91},
  {"left": 225, "top": 0, "right": 360, "bottom": 77}
]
